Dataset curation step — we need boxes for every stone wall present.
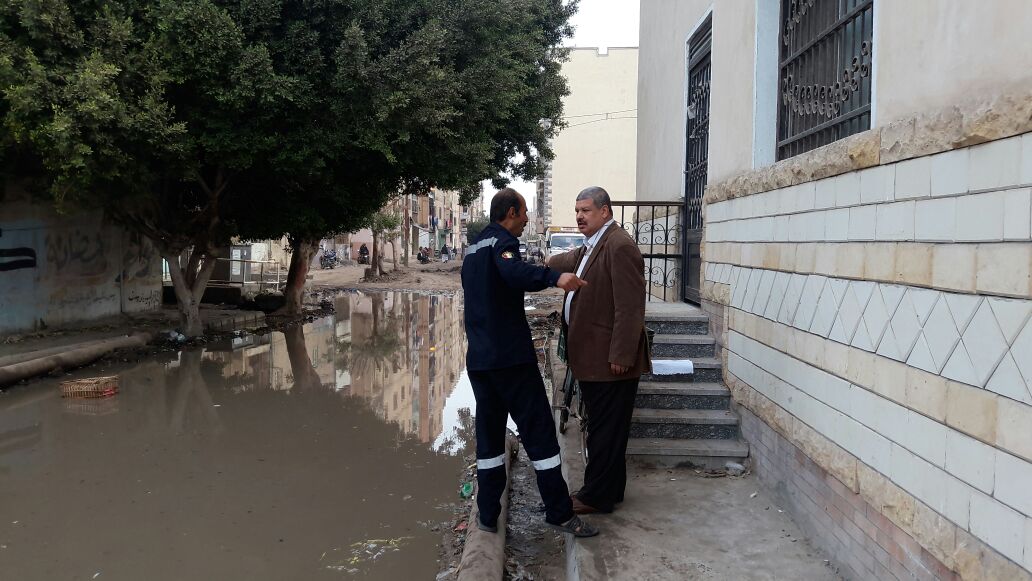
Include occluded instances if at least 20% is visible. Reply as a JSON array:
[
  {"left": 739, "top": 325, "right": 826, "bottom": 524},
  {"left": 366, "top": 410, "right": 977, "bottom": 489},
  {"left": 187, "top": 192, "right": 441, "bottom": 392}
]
[
  {"left": 0, "top": 191, "right": 162, "bottom": 334},
  {"left": 703, "top": 120, "right": 1032, "bottom": 579}
]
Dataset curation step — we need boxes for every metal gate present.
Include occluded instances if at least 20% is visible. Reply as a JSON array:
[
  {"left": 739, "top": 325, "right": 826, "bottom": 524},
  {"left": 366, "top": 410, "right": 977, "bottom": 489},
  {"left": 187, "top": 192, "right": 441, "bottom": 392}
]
[{"left": 683, "top": 16, "right": 711, "bottom": 304}]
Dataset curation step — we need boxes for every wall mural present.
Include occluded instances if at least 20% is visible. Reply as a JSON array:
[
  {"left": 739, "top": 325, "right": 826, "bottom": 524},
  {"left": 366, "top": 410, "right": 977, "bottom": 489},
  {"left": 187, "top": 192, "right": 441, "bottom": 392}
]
[{"left": 0, "top": 247, "right": 37, "bottom": 272}]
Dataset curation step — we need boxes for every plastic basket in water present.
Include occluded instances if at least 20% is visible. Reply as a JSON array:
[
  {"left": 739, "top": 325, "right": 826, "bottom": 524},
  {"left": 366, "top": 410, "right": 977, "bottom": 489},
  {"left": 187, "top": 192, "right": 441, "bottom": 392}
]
[{"left": 59, "top": 376, "right": 119, "bottom": 399}]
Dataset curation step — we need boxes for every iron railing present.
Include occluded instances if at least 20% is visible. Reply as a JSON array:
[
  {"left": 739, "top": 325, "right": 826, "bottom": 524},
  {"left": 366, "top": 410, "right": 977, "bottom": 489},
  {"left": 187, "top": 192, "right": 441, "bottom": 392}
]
[
  {"left": 611, "top": 202, "right": 683, "bottom": 302},
  {"left": 777, "top": 0, "right": 874, "bottom": 160}
]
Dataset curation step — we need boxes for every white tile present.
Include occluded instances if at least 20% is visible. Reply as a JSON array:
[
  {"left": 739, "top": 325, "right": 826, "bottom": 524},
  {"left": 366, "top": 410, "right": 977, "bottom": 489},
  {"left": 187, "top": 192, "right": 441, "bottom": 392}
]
[
  {"left": 860, "top": 165, "right": 895, "bottom": 204},
  {"left": 764, "top": 272, "right": 791, "bottom": 320},
  {"left": 876, "top": 201, "right": 916, "bottom": 241},
  {"left": 788, "top": 214, "right": 807, "bottom": 242},
  {"left": 865, "top": 284, "right": 905, "bottom": 348},
  {"left": 890, "top": 290, "right": 928, "bottom": 358},
  {"left": 914, "top": 197, "right": 957, "bottom": 242},
  {"left": 944, "top": 293, "right": 982, "bottom": 332},
  {"left": 986, "top": 353, "right": 1032, "bottom": 404},
  {"left": 793, "top": 275, "right": 826, "bottom": 330},
  {"left": 956, "top": 191, "right": 1005, "bottom": 241},
  {"left": 742, "top": 268, "right": 764, "bottom": 313},
  {"left": 848, "top": 205, "right": 877, "bottom": 241},
  {"left": 824, "top": 208, "right": 849, "bottom": 242},
  {"left": 942, "top": 341, "right": 979, "bottom": 386},
  {"left": 890, "top": 444, "right": 947, "bottom": 513},
  {"left": 830, "top": 281, "right": 874, "bottom": 344},
  {"left": 909, "top": 288, "right": 940, "bottom": 325},
  {"left": 945, "top": 476, "right": 973, "bottom": 529},
  {"left": 752, "top": 270, "right": 777, "bottom": 315},
  {"left": 961, "top": 300, "right": 1010, "bottom": 386},
  {"left": 894, "top": 156, "right": 932, "bottom": 200},
  {"left": 1021, "top": 133, "right": 1032, "bottom": 185},
  {"left": 814, "top": 177, "right": 837, "bottom": 209},
  {"left": 1002, "top": 188, "right": 1032, "bottom": 240},
  {"left": 1025, "top": 518, "right": 1032, "bottom": 573},
  {"left": 945, "top": 431, "right": 996, "bottom": 493},
  {"left": 852, "top": 319, "right": 876, "bottom": 352},
  {"left": 907, "top": 412, "right": 948, "bottom": 467},
  {"left": 810, "top": 279, "right": 844, "bottom": 337},
  {"left": 877, "top": 327, "right": 905, "bottom": 361},
  {"left": 970, "top": 491, "right": 1027, "bottom": 563},
  {"left": 778, "top": 274, "right": 807, "bottom": 325},
  {"left": 835, "top": 171, "right": 861, "bottom": 207},
  {"left": 924, "top": 295, "right": 963, "bottom": 373},
  {"left": 907, "top": 334, "right": 938, "bottom": 374},
  {"left": 988, "top": 297, "right": 1032, "bottom": 344},
  {"left": 795, "top": 182, "right": 817, "bottom": 213},
  {"left": 774, "top": 215, "right": 791, "bottom": 241},
  {"left": 851, "top": 423, "right": 893, "bottom": 474},
  {"left": 996, "top": 452, "right": 1032, "bottom": 517},
  {"left": 731, "top": 268, "right": 751, "bottom": 309},
  {"left": 1012, "top": 320, "right": 1032, "bottom": 390},
  {"left": 805, "top": 211, "right": 825, "bottom": 241},
  {"left": 931, "top": 148, "right": 970, "bottom": 197},
  {"left": 969, "top": 136, "right": 1023, "bottom": 192},
  {"left": 777, "top": 186, "right": 798, "bottom": 214}
]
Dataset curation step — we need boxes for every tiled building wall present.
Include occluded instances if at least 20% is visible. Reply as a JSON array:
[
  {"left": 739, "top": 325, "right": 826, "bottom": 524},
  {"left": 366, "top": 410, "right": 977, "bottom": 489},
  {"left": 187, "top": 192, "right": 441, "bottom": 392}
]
[{"left": 704, "top": 132, "right": 1032, "bottom": 580}]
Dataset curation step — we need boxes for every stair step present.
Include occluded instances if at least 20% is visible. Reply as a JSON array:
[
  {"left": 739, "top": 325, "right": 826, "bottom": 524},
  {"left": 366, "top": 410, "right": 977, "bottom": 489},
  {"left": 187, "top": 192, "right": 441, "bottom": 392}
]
[
  {"left": 632, "top": 408, "right": 738, "bottom": 425},
  {"left": 626, "top": 438, "right": 750, "bottom": 469},
  {"left": 635, "top": 381, "right": 730, "bottom": 410},
  {"left": 651, "top": 334, "right": 715, "bottom": 358},
  {"left": 644, "top": 357, "right": 723, "bottom": 383},
  {"left": 626, "top": 437, "right": 749, "bottom": 458},
  {"left": 630, "top": 407, "right": 739, "bottom": 440}
]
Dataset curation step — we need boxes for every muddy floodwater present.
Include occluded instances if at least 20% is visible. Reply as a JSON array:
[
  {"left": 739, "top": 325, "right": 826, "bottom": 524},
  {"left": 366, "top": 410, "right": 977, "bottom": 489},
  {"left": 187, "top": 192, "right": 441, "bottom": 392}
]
[{"left": 0, "top": 292, "right": 477, "bottom": 580}]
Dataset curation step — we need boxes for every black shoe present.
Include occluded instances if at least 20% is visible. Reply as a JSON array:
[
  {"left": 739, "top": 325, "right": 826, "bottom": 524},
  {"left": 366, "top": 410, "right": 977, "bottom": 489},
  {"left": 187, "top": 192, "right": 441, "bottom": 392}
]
[
  {"left": 477, "top": 519, "right": 498, "bottom": 533},
  {"left": 546, "top": 515, "right": 599, "bottom": 538}
]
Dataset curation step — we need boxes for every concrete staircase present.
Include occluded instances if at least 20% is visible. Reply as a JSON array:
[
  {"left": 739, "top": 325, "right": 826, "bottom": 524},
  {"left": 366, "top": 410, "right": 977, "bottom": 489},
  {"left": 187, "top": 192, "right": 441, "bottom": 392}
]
[{"left": 626, "top": 302, "right": 750, "bottom": 470}]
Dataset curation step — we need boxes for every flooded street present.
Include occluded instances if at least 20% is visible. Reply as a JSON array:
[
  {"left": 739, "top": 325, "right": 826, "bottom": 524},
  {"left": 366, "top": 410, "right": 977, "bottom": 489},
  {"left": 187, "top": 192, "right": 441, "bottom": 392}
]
[{"left": 0, "top": 292, "right": 475, "bottom": 580}]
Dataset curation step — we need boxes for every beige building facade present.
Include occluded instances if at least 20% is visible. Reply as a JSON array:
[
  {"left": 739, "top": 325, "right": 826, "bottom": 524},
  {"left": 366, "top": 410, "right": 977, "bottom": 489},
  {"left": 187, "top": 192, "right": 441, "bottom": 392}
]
[
  {"left": 639, "top": 1, "right": 1032, "bottom": 579},
  {"left": 538, "top": 47, "right": 638, "bottom": 230}
]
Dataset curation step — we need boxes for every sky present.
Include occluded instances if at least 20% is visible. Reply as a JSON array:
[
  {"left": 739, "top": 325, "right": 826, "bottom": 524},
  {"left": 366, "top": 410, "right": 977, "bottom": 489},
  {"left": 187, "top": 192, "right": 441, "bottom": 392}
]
[{"left": 478, "top": 0, "right": 641, "bottom": 215}]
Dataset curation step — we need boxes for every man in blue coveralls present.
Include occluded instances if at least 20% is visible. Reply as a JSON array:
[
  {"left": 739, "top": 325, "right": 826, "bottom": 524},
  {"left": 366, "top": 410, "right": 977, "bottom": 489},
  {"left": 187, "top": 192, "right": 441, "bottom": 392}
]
[{"left": 462, "top": 187, "right": 599, "bottom": 538}]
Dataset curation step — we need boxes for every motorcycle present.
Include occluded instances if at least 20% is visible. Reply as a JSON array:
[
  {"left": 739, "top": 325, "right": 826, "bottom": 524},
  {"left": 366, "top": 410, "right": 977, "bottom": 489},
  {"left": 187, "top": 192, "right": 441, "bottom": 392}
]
[{"left": 320, "top": 249, "right": 337, "bottom": 269}]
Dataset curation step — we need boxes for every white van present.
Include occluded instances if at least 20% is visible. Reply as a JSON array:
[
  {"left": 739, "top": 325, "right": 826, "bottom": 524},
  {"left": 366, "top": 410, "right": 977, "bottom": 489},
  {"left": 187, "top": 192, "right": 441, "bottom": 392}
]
[{"left": 545, "top": 231, "right": 586, "bottom": 260}]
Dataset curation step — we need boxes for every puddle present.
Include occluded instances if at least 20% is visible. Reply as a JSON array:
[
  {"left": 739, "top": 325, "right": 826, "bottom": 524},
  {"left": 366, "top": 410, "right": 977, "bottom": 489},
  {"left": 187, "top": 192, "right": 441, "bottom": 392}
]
[{"left": 0, "top": 291, "right": 474, "bottom": 580}]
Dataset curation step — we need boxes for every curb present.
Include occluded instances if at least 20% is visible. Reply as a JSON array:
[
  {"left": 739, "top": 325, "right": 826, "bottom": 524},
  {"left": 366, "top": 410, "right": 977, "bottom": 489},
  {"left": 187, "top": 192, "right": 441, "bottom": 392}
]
[
  {"left": 0, "top": 332, "right": 154, "bottom": 387},
  {"left": 457, "top": 435, "right": 517, "bottom": 581}
]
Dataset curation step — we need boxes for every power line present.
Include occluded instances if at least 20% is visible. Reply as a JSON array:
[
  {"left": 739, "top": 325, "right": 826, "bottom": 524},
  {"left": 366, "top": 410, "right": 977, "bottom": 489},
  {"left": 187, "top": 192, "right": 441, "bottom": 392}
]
[
  {"left": 561, "top": 108, "right": 637, "bottom": 120},
  {"left": 564, "top": 115, "right": 637, "bottom": 128}
]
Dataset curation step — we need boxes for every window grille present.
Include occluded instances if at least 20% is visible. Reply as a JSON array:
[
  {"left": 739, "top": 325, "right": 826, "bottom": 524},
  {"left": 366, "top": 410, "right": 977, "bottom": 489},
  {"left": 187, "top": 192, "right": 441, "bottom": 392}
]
[{"left": 777, "top": 0, "right": 874, "bottom": 160}]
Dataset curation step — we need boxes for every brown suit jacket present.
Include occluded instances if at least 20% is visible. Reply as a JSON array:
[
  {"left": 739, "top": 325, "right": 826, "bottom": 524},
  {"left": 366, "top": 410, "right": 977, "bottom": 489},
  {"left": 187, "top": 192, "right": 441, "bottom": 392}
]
[{"left": 550, "top": 222, "right": 651, "bottom": 382}]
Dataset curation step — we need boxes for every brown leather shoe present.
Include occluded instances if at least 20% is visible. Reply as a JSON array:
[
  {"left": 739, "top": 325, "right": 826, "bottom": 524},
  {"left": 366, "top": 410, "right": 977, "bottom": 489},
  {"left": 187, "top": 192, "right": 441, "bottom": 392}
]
[{"left": 571, "top": 494, "right": 601, "bottom": 515}]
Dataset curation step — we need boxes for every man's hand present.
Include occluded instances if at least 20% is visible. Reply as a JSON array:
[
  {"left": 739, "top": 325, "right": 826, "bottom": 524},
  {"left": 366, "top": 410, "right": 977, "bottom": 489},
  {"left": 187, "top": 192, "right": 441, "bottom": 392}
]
[
  {"left": 557, "top": 273, "right": 588, "bottom": 292},
  {"left": 610, "top": 363, "right": 630, "bottom": 375}
]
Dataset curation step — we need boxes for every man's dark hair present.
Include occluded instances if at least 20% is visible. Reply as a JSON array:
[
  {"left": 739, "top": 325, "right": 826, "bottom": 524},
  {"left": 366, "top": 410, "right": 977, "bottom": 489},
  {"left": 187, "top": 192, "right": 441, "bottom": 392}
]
[
  {"left": 576, "top": 186, "right": 611, "bottom": 213},
  {"left": 490, "top": 187, "right": 523, "bottom": 222}
]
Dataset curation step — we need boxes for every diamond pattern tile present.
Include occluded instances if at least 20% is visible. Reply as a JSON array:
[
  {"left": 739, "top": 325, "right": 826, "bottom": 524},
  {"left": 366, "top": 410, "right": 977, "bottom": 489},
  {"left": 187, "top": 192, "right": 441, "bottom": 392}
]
[
  {"left": 908, "top": 288, "right": 940, "bottom": 325},
  {"left": 907, "top": 334, "right": 937, "bottom": 374},
  {"left": 811, "top": 279, "right": 847, "bottom": 337},
  {"left": 753, "top": 270, "right": 777, "bottom": 315},
  {"left": 765, "top": 272, "right": 791, "bottom": 320},
  {"left": 922, "top": 296, "right": 962, "bottom": 373},
  {"left": 742, "top": 269, "right": 764, "bottom": 313},
  {"left": 986, "top": 353, "right": 1032, "bottom": 404},
  {"left": 877, "top": 327, "right": 905, "bottom": 361},
  {"left": 1012, "top": 319, "right": 1032, "bottom": 389},
  {"left": 885, "top": 289, "right": 927, "bottom": 361},
  {"left": 959, "top": 300, "right": 1010, "bottom": 386},
  {"left": 942, "top": 342, "right": 978, "bottom": 385},
  {"left": 852, "top": 319, "right": 876, "bottom": 352},
  {"left": 830, "top": 281, "right": 875, "bottom": 344},
  {"left": 944, "top": 293, "right": 982, "bottom": 333},
  {"left": 731, "top": 268, "right": 752, "bottom": 309},
  {"left": 987, "top": 297, "right": 1032, "bottom": 344},
  {"left": 793, "top": 275, "right": 826, "bottom": 330},
  {"left": 862, "top": 284, "right": 904, "bottom": 351},
  {"left": 779, "top": 274, "right": 807, "bottom": 325}
]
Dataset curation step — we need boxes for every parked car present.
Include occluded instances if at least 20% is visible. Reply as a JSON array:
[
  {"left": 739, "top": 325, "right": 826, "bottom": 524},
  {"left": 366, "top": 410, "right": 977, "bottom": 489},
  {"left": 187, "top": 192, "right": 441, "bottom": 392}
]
[{"left": 518, "top": 243, "right": 528, "bottom": 259}]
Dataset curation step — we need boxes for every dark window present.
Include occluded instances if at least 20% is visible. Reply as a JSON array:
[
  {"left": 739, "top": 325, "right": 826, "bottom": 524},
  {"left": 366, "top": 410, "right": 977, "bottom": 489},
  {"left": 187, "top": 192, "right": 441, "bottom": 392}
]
[{"left": 777, "top": 0, "right": 873, "bottom": 160}]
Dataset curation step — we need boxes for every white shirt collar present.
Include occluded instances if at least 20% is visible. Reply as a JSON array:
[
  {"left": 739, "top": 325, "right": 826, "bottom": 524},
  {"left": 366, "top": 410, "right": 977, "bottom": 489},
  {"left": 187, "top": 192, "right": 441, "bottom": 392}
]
[{"left": 585, "top": 219, "right": 615, "bottom": 250}]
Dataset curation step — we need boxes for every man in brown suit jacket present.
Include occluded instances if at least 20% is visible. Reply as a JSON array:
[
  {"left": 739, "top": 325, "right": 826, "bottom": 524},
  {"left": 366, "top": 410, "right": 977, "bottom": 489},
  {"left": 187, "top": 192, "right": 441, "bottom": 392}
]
[{"left": 548, "top": 186, "right": 650, "bottom": 514}]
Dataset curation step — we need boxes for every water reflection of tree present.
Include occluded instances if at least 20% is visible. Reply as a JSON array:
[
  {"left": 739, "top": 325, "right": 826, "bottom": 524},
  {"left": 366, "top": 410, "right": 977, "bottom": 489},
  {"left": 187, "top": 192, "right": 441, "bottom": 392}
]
[
  {"left": 169, "top": 350, "right": 224, "bottom": 434},
  {"left": 346, "top": 293, "right": 404, "bottom": 377},
  {"left": 283, "top": 324, "right": 327, "bottom": 391},
  {"left": 435, "top": 407, "right": 475, "bottom": 456}
]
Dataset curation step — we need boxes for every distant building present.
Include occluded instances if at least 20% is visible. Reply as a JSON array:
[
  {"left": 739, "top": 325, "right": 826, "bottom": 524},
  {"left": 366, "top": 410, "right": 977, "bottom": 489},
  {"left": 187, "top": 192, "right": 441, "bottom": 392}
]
[{"left": 536, "top": 47, "right": 638, "bottom": 230}]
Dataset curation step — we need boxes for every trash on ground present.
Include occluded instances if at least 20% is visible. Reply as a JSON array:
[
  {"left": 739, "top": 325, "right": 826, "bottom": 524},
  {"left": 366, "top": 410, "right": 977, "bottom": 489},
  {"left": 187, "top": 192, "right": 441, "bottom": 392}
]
[
  {"left": 60, "top": 376, "right": 119, "bottom": 399},
  {"left": 724, "top": 461, "right": 746, "bottom": 476},
  {"left": 459, "top": 481, "right": 474, "bottom": 499}
]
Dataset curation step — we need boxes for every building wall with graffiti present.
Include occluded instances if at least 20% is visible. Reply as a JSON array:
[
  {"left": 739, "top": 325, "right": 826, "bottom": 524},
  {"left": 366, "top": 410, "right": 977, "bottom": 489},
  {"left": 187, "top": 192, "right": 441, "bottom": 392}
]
[{"left": 0, "top": 189, "right": 162, "bottom": 334}]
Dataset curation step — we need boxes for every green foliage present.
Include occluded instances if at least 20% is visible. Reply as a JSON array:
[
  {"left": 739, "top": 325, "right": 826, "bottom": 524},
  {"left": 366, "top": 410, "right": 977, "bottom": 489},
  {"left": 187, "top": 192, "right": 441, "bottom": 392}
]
[
  {"left": 466, "top": 216, "right": 490, "bottom": 244},
  {"left": 1, "top": 0, "right": 577, "bottom": 255}
]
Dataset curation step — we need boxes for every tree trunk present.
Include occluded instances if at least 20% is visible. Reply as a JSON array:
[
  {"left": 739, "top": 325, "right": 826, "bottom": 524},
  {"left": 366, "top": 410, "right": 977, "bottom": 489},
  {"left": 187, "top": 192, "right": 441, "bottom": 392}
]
[
  {"left": 370, "top": 231, "right": 381, "bottom": 278},
  {"left": 283, "top": 324, "right": 322, "bottom": 390},
  {"left": 279, "top": 237, "right": 318, "bottom": 316},
  {"left": 163, "top": 250, "right": 218, "bottom": 338},
  {"left": 389, "top": 238, "right": 399, "bottom": 271}
]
